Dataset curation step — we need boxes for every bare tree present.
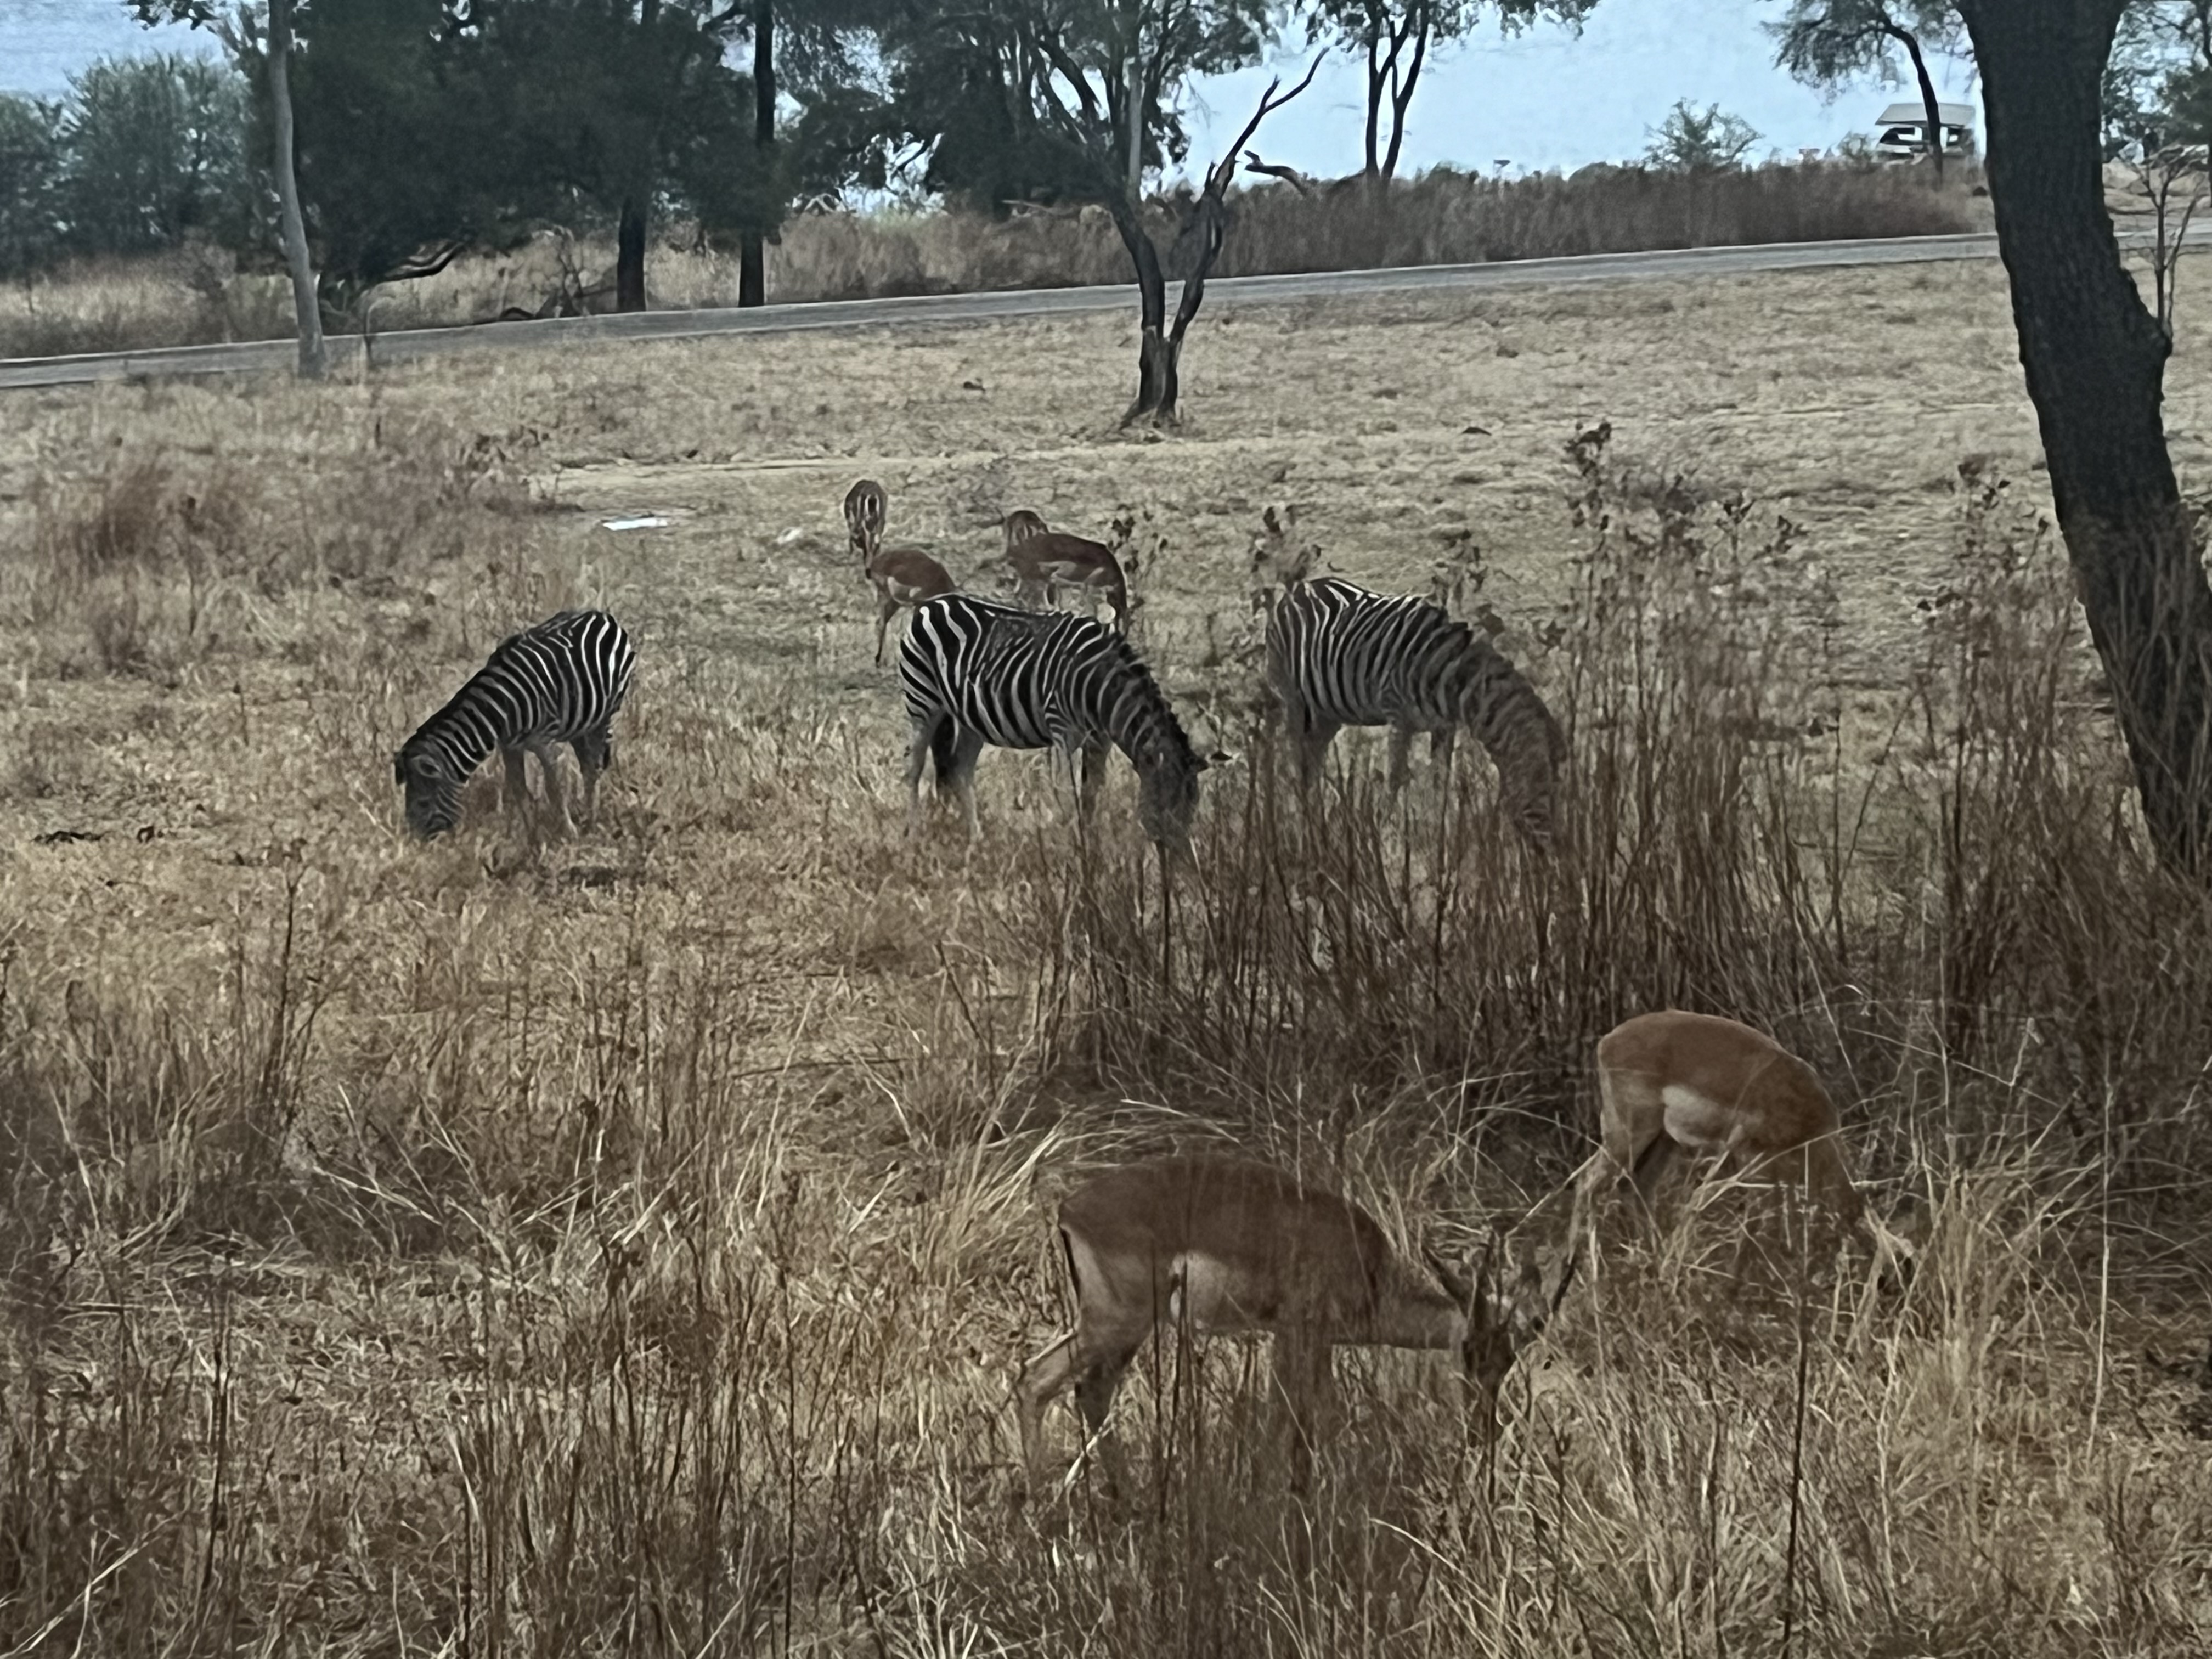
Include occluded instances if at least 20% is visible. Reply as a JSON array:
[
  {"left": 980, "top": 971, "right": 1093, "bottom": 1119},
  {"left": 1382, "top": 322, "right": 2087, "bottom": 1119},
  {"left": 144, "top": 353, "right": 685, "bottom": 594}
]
[
  {"left": 1300, "top": 2, "right": 1596, "bottom": 184},
  {"left": 1112, "top": 59, "right": 1321, "bottom": 425},
  {"left": 1009, "top": 0, "right": 1304, "bottom": 424},
  {"left": 2111, "top": 139, "right": 2205, "bottom": 337}
]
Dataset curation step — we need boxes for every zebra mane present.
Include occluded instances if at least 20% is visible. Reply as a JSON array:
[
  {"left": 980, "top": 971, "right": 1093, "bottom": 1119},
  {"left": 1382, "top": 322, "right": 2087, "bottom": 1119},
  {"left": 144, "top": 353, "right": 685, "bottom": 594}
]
[
  {"left": 1088, "top": 622, "right": 1199, "bottom": 772},
  {"left": 399, "top": 648, "right": 512, "bottom": 765}
]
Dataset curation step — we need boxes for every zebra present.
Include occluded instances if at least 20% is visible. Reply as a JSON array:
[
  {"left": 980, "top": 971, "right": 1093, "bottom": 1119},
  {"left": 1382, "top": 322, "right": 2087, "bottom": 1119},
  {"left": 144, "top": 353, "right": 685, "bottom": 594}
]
[
  {"left": 898, "top": 594, "right": 1205, "bottom": 851},
  {"left": 1266, "top": 577, "right": 1566, "bottom": 843},
  {"left": 394, "top": 608, "right": 637, "bottom": 839}
]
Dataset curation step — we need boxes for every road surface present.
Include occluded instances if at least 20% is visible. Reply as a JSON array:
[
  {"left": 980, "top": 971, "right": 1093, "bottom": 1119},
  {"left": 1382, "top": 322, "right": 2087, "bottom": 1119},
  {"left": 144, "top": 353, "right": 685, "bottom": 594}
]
[{"left": 0, "top": 230, "right": 2116, "bottom": 392}]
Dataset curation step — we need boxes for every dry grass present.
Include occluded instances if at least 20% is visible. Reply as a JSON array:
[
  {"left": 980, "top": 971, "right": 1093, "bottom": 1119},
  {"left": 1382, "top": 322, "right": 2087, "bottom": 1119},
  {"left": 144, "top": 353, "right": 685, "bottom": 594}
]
[
  {"left": 2, "top": 256, "right": 2209, "bottom": 1656},
  {"left": 0, "top": 159, "right": 1982, "bottom": 359}
]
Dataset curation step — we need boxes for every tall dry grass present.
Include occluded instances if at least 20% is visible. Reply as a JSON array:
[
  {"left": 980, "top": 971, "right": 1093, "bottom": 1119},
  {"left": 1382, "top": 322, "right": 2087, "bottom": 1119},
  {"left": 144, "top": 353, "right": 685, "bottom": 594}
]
[
  {"left": 1, "top": 406, "right": 2207, "bottom": 1657},
  {"left": 0, "top": 158, "right": 1980, "bottom": 359}
]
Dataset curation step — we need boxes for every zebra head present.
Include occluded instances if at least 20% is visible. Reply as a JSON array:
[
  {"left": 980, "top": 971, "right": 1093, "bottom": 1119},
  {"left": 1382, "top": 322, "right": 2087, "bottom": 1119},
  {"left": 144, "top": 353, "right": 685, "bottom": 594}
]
[
  {"left": 1135, "top": 738, "right": 1206, "bottom": 857},
  {"left": 394, "top": 740, "right": 465, "bottom": 838}
]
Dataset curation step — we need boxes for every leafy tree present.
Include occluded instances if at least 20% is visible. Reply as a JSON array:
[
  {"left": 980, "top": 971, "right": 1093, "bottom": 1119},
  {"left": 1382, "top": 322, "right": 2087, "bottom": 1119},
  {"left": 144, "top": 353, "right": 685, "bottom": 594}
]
[
  {"left": 63, "top": 54, "right": 257, "bottom": 257},
  {"left": 2106, "top": 0, "right": 2212, "bottom": 149},
  {"left": 287, "top": 0, "right": 539, "bottom": 319},
  {"left": 884, "top": 1, "right": 1273, "bottom": 212},
  {"left": 1641, "top": 99, "right": 1761, "bottom": 170},
  {"left": 1297, "top": 2, "right": 1597, "bottom": 184},
  {"left": 129, "top": 0, "right": 326, "bottom": 378},
  {"left": 731, "top": 1, "right": 896, "bottom": 307},
  {"left": 1769, "top": 1, "right": 1962, "bottom": 177},
  {"left": 0, "top": 95, "right": 69, "bottom": 279},
  {"left": 1952, "top": 0, "right": 2212, "bottom": 875},
  {"left": 486, "top": 0, "right": 776, "bottom": 312}
]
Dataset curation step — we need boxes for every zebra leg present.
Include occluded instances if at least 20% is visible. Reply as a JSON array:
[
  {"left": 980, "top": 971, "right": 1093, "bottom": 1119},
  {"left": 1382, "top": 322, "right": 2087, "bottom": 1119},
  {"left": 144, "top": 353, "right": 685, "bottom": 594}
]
[
  {"left": 1075, "top": 738, "right": 1107, "bottom": 822},
  {"left": 500, "top": 746, "right": 531, "bottom": 831},
  {"left": 1387, "top": 724, "right": 1414, "bottom": 795},
  {"left": 1431, "top": 727, "right": 1458, "bottom": 803},
  {"left": 532, "top": 742, "right": 575, "bottom": 837},
  {"left": 950, "top": 730, "right": 988, "bottom": 840},
  {"left": 875, "top": 594, "right": 895, "bottom": 667},
  {"left": 1278, "top": 688, "right": 1336, "bottom": 791},
  {"left": 571, "top": 729, "right": 611, "bottom": 830},
  {"left": 904, "top": 720, "right": 938, "bottom": 837}
]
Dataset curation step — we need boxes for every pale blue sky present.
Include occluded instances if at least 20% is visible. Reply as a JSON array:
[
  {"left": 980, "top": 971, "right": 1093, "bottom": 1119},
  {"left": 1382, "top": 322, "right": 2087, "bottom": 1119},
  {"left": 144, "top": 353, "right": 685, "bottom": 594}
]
[
  {"left": 1185, "top": 2, "right": 1980, "bottom": 177},
  {"left": 3, "top": 0, "right": 1981, "bottom": 177}
]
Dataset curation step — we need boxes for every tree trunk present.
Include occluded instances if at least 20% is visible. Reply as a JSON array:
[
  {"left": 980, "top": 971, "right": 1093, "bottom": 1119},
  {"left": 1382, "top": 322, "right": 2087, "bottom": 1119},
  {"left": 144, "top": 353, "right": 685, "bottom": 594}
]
[
  {"left": 1113, "top": 205, "right": 1171, "bottom": 424},
  {"left": 616, "top": 196, "right": 647, "bottom": 312},
  {"left": 739, "top": 0, "right": 774, "bottom": 308},
  {"left": 1381, "top": 10, "right": 1431, "bottom": 185},
  {"left": 1883, "top": 21, "right": 1945, "bottom": 182},
  {"left": 267, "top": 0, "right": 325, "bottom": 380},
  {"left": 1959, "top": 0, "right": 2212, "bottom": 876},
  {"left": 1126, "top": 43, "right": 1144, "bottom": 194},
  {"left": 1363, "top": 35, "right": 1384, "bottom": 180},
  {"left": 1151, "top": 198, "right": 1231, "bottom": 426}
]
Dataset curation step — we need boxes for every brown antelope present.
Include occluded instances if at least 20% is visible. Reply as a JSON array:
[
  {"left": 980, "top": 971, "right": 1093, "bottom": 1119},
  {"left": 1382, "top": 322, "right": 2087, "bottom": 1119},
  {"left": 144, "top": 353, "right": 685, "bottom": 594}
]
[
  {"left": 1002, "top": 510, "right": 1131, "bottom": 630},
  {"left": 865, "top": 544, "right": 957, "bottom": 665},
  {"left": 1014, "top": 1155, "right": 1536, "bottom": 1494},
  {"left": 1555, "top": 1011, "right": 1914, "bottom": 1302},
  {"left": 843, "top": 478, "right": 887, "bottom": 559}
]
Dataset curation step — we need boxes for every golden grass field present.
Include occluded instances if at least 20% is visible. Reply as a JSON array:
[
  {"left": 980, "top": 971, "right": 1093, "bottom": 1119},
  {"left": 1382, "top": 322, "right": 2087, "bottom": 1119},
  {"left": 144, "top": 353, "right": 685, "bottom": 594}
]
[{"left": 3, "top": 254, "right": 2211, "bottom": 1655}]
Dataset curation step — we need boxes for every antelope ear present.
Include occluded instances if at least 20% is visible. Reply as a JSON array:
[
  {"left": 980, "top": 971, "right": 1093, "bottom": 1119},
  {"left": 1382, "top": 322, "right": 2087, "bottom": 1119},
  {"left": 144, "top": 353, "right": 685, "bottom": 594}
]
[{"left": 392, "top": 752, "right": 407, "bottom": 787}]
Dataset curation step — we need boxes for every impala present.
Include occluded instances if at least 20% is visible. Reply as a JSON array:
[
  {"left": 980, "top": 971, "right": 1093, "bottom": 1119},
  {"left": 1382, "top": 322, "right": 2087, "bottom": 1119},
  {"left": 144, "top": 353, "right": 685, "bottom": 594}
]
[
  {"left": 1001, "top": 510, "right": 1130, "bottom": 629},
  {"left": 843, "top": 478, "right": 887, "bottom": 560},
  {"left": 1555, "top": 1011, "right": 1915, "bottom": 1302},
  {"left": 1014, "top": 1154, "right": 1535, "bottom": 1493},
  {"left": 864, "top": 544, "right": 958, "bottom": 664}
]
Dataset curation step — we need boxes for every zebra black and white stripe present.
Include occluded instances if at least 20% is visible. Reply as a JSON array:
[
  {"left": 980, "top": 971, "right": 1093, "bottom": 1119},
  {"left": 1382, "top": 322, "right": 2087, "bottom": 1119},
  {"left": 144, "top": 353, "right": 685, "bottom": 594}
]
[
  {"left": 898, "top": 594, "right": 1204, "bottom": 849},
  {"left": 394, "top": 608, "right": 637, "bottom": 839},
  {"left": 1266, "top": 577, "right": 1566, "bottom": 843}
]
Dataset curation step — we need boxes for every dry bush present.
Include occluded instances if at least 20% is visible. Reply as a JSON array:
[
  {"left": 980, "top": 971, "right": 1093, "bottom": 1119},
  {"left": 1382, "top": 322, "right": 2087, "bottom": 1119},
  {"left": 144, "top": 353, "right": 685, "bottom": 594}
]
[
  {"left": 1006, "top": 427, "right": 2212, "bottom": 1228},
  {"left": 1, "top": 404, "right": 2207, "bottom": 1656},
  {"left": 1, "top": 415, "right": 548, "bottom": 685},
  {"left": 1, "top": 160, "right": 1980, "bottom": 358}
]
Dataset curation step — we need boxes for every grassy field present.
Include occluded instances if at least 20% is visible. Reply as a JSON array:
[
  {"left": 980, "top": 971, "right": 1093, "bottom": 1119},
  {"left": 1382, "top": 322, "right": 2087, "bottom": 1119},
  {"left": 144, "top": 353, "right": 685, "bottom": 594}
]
[{"left": 2, "top": 254, "right": 2210, "bottom": 1656}]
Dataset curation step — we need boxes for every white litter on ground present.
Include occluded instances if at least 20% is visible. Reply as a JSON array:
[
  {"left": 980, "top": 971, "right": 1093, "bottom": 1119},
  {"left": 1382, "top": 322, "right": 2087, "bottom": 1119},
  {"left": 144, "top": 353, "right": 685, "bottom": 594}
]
[{"left": 600, "top": 515, "right": 671, "bottom": 532}]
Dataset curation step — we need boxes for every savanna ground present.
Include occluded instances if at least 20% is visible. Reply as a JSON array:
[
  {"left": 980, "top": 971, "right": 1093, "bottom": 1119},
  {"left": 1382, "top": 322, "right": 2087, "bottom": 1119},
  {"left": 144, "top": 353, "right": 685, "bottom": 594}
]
[{"left": 2, "top": 252, "right": 2211, "bottom": 1655}]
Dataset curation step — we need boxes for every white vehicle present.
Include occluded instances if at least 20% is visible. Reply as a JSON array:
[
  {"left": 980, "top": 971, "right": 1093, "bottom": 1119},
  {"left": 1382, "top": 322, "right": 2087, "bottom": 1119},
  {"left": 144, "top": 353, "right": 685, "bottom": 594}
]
[{"left": 1875, "top": 100, "right": 1977, "bottom": 161}]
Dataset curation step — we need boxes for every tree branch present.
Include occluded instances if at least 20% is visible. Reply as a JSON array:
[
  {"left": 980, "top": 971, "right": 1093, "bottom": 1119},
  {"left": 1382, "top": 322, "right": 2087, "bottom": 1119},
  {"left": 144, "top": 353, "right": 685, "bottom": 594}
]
[
  {"left": 1243, "top": 151, "right": 1313, "bottom": 195},
  {"left": 1206, "top": 50, "right": 1326, "bottom": 199}
]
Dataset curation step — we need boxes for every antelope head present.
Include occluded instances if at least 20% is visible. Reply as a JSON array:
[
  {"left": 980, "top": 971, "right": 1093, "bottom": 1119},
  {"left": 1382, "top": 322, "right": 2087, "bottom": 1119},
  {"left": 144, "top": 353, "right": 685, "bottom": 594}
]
[{"left": 1426, "top": 1232, "right": 1550, "bottom": 1414}]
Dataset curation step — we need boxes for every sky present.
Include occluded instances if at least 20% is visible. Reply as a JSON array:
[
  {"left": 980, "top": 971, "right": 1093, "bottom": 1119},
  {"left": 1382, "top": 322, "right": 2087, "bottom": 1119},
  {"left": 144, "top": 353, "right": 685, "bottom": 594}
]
[{"left": 1, "top": 0, "right": 1983, "bottom": 178}]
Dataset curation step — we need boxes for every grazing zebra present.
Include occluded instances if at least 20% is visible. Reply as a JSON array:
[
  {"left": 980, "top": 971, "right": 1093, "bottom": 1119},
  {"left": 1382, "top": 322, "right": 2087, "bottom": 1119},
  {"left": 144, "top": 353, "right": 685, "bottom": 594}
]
[
  {"left": 1266, "top": 577, "right": 1566, "bottom": 843},
  {"left": 394, "top": 609, "right": 637, "bottom": 839},
  {"left": 899, "top": 594, "right": 1204, "bottom": 850},
  {"left": 844, "top": 478, "right": 888, "bottom": 559}
]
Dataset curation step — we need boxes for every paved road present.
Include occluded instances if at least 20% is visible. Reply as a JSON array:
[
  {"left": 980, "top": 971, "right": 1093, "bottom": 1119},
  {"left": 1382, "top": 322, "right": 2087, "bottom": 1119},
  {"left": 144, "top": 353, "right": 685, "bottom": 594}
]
[{"left": 0, "top": 229, "right": 2137, "bottom": 392}]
